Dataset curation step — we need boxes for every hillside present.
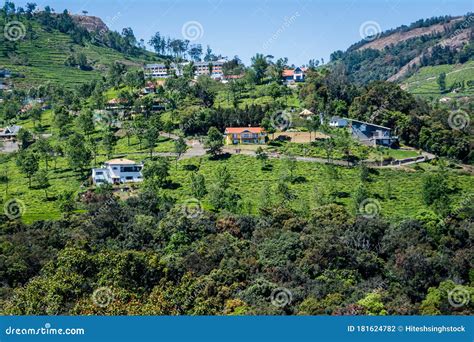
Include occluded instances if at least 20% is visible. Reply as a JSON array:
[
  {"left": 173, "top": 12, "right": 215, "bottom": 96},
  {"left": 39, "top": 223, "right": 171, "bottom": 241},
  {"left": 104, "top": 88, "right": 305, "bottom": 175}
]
[
  {"left": 330, "top": 14, "right": 474, "bottom": 91},
  {"left": 0, "top": 15, "right": 160, "bottom": 89},
  {"left": 357, "top": 17, "right": 464, "bottom": 51},
  {"left": 401, "top": 61, "right": 474, "bottom": 99}
]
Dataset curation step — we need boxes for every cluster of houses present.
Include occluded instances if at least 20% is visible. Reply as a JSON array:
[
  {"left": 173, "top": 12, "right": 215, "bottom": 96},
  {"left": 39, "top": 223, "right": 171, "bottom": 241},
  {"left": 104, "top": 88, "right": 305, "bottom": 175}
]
[
  {"left": 143, "top": 61, "right": 307, "bottom": 85},
  {"left": 221, "top": 116, "right": 397, "bottom": 148},
  {"left": 90, "top": 114, "right": 398, "bottom": 185}
]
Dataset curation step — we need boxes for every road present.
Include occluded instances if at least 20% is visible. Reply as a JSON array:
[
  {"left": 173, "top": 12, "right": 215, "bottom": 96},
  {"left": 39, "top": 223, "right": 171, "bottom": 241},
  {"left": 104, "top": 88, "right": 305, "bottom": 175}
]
[{"left": 108, "top": 133, "right": 437, "bottom": 168}]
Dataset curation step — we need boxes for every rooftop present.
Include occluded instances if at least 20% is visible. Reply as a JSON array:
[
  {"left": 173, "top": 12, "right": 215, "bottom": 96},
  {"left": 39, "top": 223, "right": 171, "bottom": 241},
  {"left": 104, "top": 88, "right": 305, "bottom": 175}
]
[
  {"left": 105, "top": 158, "right": 138, "bottom": 165},
  {"left": 225, "top": 127, "right": 265, "bottom": 134}
]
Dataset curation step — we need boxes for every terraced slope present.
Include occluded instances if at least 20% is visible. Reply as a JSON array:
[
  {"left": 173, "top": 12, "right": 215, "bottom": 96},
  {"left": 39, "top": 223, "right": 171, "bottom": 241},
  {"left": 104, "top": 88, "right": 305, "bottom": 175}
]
[
  {"left": 0, "top": 21, "right": 157, "bottom": 89},
  {"left": 402, "top": 61, "right": 474, "bottom": 98}
]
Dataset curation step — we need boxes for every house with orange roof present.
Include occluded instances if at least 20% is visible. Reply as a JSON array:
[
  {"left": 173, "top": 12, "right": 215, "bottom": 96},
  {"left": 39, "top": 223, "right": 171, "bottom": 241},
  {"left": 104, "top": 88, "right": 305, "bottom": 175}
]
[
  {"left": 282, "top": 67, "right": 306, "bottom": 83},
  {"left": 224, "top": 127, "right": 267, "bottom": 145}
]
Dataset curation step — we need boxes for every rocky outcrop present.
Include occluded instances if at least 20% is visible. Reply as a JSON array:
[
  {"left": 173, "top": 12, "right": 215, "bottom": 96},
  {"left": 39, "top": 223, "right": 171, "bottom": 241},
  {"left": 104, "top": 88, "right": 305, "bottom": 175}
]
[{"left": 72, "top": 15, "right": 109, "bottom": 33}]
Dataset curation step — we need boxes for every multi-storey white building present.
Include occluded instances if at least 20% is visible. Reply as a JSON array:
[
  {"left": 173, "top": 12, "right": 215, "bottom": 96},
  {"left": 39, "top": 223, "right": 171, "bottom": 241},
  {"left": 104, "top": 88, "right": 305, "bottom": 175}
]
[
  {"left": 194, "top": 60, "right": 225, "bottom": 78},
  {"left": 92, "top": 158, "right": 144, "bottom": 185},
  {"left": 144, "top": 59, "right": 226, "bottom": 79}
]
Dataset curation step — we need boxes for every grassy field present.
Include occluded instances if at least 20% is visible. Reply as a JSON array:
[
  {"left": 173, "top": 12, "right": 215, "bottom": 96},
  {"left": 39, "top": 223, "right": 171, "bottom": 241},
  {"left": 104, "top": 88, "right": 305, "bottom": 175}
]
[
  {"left": 273, "top": 141, "right": 420, "bottom": 161},
  {"left": 402, "top": 61, "right": 474, "bottom": 99},
  {"left": 2, "top": 150, "right": 472, "bottom": 223},
  {"left": 167, "top": 155, "right": 472, "bottom": 220},
  {"left": 0, "top": 21, "right": 157, "bottom": 89}
]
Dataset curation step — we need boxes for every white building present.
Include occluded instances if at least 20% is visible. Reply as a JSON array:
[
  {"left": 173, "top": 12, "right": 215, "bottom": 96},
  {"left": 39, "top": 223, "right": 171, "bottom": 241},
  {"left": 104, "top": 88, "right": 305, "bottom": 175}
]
[
  {"left": 92, "top": 158, "right": 143, "bottom": 185},
  {"left": 144, "top": 59, "right": 226, "bottom": 79},
  {"left": 194, "top": 60, "right": 225, "bottom": 79}
]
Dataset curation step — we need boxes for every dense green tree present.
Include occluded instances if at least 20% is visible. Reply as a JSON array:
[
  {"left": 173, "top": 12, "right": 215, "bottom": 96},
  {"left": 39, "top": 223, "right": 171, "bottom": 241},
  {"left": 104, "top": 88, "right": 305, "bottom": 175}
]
[
  {"left": 142, "top": 157, "right": 170, "bottom": 189},
  {"left": 34, "top": 169, "right": 50, "bottom": 199},
  {"left": 251, "top": 53, "right": 269, "bottom": 84},
  {"left": 17, "top": 128, "right": 34, "bottom": 150},
  {"left": 144, "top": 126, "right": 160, "bottom": 158},
  {"left": 101, "top": 128, "right": 117, "bottom": 159},
  {"left": 64, "top": 133, "right": 91, "bottom": 172},
  {"left": 33, "top": 138, "right": 53, "bottom": 170},
  {"left": 190, "top": 172, "right": 207, "bottom": 199},
  {"left": 76, "top": 108, "right": 95, "bottom": 136},
  {"left": 174, "top": 137, "right": 187, "bottom": 168},
  {"left": 204, "top": 127, "right": 223, "bottom": 157},
  {"left": 437, "top": 72, "right": 446, "bottom": 93},
  {"left": 16, "top": 150, "right": 39, "bottom": 187}
]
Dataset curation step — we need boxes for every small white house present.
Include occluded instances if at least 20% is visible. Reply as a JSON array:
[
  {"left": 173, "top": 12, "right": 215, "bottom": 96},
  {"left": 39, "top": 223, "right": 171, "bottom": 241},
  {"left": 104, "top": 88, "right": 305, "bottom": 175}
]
[{"left": 92, "top": 158, "right": 143, "bottom": 185}]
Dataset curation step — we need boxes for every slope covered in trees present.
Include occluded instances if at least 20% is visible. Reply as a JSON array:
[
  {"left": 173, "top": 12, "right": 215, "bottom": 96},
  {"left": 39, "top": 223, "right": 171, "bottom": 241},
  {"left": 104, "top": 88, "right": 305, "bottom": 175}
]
[
  {"left": 0, "top": 2, "right": 161, "bottom": 88},
  {"left": 330, "top": 14, "right": 474, "bottom": 86}
]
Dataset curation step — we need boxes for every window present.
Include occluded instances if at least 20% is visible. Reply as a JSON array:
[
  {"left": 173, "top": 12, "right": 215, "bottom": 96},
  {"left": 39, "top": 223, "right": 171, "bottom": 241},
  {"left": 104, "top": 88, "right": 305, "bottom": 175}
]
[
  {"left": 96, "top": 171, "right": 103, "bottom": 175},
  {"left": 121, "top": 166, "right": 140, "bottom": 172},
  {"left": 125, "top": 176, "right": 133, "bottom": 180}
]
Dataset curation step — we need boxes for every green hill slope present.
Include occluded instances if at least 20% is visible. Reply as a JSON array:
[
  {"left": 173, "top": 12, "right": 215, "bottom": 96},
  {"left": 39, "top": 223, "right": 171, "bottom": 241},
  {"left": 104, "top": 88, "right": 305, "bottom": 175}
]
[
  {"left": 0, "top": 21, "right": 158, "bottom": 89},
  {"left": 401, "top": 61, "right": 474, "bottom": 98}
]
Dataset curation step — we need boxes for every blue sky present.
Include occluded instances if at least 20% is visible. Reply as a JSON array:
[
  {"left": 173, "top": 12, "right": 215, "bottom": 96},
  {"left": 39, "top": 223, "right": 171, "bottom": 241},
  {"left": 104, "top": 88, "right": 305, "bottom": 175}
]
[{"left": 15, "top": 0, "right": 474, "bottom": 65}]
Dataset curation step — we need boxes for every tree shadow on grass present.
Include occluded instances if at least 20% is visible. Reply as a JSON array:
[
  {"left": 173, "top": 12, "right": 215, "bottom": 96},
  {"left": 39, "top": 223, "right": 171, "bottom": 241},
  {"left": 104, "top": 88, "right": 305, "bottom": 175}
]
[
  {"left": 183, "top": 164, "right": 199, "bottom": 171},
  {"left": 162, "top": 181, "right": 181, "bottom": 190},
  {"left": 209, "top": 153, "right": 231, "bottom": 161}
]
